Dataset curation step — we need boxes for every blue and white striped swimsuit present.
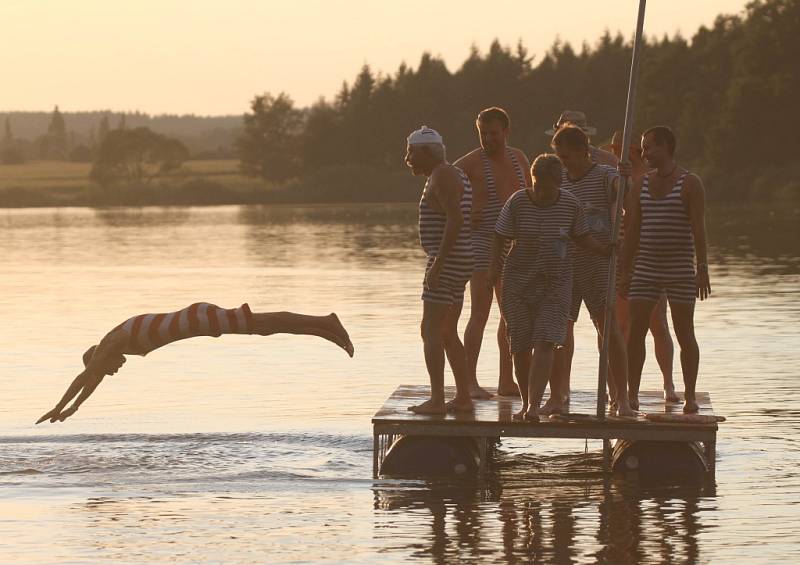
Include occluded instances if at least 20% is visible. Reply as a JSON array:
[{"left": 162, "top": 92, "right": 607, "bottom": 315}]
[
  {"left": 419, "top": 167, "right": 475, "bottom": 304},
  {"left": 472, "top": 149, "right": 527, "bottom": 271},
  {"left": 630, "top": 173, "right": 697, "bottom": 304}
]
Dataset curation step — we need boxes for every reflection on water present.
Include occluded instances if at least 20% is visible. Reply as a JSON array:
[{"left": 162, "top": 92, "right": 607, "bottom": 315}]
[
  {"left": 0, "top": 202, "right": 799, "bottom": 563},
  {"left": 374, "top": 449, "right": 714, "bottom": 564}
]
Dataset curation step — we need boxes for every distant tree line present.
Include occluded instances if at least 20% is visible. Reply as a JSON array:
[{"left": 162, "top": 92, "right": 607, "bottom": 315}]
[
  {"left": 0, "top": 110, "right": 239, "bottom": 165},
  {"left": 238, "top": 0, "right": 799, "bottom": 201}
]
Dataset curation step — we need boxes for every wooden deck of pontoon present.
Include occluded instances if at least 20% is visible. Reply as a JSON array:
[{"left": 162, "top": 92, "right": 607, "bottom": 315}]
[{"left": 372, "top": 385, "right": 719, "bottom": 478}]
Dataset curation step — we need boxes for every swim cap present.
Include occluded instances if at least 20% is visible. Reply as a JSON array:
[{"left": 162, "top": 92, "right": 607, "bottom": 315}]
[{"left": 407, "top": 125, "right": 443, "bottom": 145}]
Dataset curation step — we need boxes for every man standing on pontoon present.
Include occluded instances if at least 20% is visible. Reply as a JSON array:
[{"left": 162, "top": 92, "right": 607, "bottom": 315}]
[
  {"left": 621, "top": 126, "right": 711, "bottom": 413},
  {"left": 454, "top": 107, "right": 531, "bottom": 398},
  {"left": 405, "top": 125, "right": 475, "bottom": 415}
]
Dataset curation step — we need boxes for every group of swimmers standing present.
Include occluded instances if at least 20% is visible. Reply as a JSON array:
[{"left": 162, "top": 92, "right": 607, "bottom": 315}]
[{"left": 405, "top": 107, "right": 710, "bottom": 420}]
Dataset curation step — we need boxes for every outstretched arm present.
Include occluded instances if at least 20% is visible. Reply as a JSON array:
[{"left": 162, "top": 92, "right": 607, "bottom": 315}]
[
  {"left": 36, "top": 369, "right": 95, "bottom": 424},
  {"left": 36, "top": 330, "right": 127, "bottom": 424},
  {"left": 51, "top": 372, "right": 106, "bottom": 422}
]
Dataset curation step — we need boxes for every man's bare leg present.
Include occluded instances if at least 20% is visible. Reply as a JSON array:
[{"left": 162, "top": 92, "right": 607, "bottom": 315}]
[
  {"left": 523, "top": 342, "right": 556, "bottom": 421},
  {"left": 251, "top": 312, "right": 353, "bottom": 357},
  {"left": 496, "top": 318, "right": 516, "bottom": 395},
  {"left": 627, "top": 298, "right": 658, "bottom": 410},
  {"left": 669, "top": 301, "right": 700, "bottom": 413},
  {"left": 650, "top": 295, "right": 678, "bottom": 402},
  {"left": 594, "top": 312, "right": 636, "bottom": 417},
  {"left": 442, "top": 302, "right": 475, "bottom": 413},
  {"left": 541, "top": 322, "right": 573, "bottom": 415},
  {"left": 410, "top": 301, "right": 450, "bottom": 414},
  {"left": 495, "top": 282, "right": 517, "bottom": 396},
  {"left": 512, "top": 350, "right": 532, "bottom": 420},
  {"left": 463, "top": 271, "right": 494, "bottom": 399}
]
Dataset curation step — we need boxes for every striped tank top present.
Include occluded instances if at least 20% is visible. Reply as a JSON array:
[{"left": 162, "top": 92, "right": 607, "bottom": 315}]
[
  {"left": 418, "top": 167, "right": 474, "bottom": 269},
  {"left": 475, "top": 148, "right": 527, "bottom": 239},
  {"left": 634, "top": 173, "right": 695, "bottom": 280},
  {"left": 115, "top": 302, "right": 255, "bottom": 355}
]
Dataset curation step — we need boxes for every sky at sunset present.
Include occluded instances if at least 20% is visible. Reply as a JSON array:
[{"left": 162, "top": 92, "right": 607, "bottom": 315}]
[{"left": 2, "top": 0, "right": 751, "bottom": 116}]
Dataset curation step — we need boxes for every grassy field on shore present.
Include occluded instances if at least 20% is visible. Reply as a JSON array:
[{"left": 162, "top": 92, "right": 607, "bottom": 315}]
[
  {"left": 0, "top": 159, "right": 278, "bottom": 207},
  {"left": 0, "top": 159, "right": 269, "bottom": 188}
]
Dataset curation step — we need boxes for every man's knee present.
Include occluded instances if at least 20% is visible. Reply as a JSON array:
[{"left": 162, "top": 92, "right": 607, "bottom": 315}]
[
  {"left": 672, "top": 322, "right": 697, "bottom": 350},
  {"left": 649, "top": 317, "right": 671, "bottom": 339}
]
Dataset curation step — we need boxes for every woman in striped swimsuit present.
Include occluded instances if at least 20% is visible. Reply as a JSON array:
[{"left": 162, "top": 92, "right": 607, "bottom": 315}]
[
  {"left": 489, "top": 154, "right": 613, "bottom": 422},
  {"left": 36, "top": 304, "right": 354, "bottom": 424},
  {"left": 406, "top": 125, "right": 475, "bottom": 415},
  {"left": 621, "top": 126, "right": 711, "bottom": 413}
]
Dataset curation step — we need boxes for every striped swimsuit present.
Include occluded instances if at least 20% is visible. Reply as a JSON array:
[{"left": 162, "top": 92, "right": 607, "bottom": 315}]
[
  {"left": 630, "top": 173, "right": 696, "bottom": 304},
  {"left": 561, "top": 164, "right": 617, "bottom": 321},
  {"left": 115, "top": 302, "right": 255, "bottom": 355},
  {"left": 495, "top": 189, "right": 589, "bottom": 352},
  {"left": 419, "top": 167, "right": 474, "bottom": 304},
  {"left": 472, "top": 149, "right": 527, "bottom": 271}
]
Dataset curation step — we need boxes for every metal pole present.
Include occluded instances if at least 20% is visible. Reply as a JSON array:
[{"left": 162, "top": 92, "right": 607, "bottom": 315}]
[{"left": 597, "top": 0, "right": 647, "bottom": 419}]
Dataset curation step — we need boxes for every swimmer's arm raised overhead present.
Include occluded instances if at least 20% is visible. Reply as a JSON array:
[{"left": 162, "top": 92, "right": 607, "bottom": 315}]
[{"left": 36, "top": 329, "right": 128, "bottom": 424}]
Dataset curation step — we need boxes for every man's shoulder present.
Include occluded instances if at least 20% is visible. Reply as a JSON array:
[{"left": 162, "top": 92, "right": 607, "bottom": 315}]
[
  {"left": 682, "top": 170, "right": 703, "bottom": 187},
  {"left": 431, "top": 163, "right": 464, "bottom": 187},
  {"left": 507, "top": 146, "right": 529, "bottom": 164},
  {"left": 453, "top": 148, "right": 483, "bottom": 171},
  {"left": 681, "top": 170, "right": 705, "bottom": 198}
]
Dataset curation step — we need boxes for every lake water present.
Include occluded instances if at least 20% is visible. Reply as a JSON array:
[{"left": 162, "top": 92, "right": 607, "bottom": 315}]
[{"left": 1, "top": 202, "right": 798, "bottom": 563}]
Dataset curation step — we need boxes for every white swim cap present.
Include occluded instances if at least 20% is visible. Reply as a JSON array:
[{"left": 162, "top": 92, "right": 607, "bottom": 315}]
[{"left": 407, "top": 125, "right": 443, "bottom": 146}]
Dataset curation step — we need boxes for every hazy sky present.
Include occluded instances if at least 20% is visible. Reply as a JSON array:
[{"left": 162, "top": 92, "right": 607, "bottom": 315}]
[{"left": 2, "top": 0, "right": 750, "bottom": 116}]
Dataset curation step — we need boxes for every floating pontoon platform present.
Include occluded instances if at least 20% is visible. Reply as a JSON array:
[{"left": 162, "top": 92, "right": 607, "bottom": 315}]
[{"left": 372, "top": 386, "right": 720, "bottom": 479}]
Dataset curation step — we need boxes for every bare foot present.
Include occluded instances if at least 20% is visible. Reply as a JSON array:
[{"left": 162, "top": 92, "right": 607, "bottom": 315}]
[
  {"left": 322, "top": 313, "right": 354, "bottom": 357},
  {"left": 629, "top": 394, "right": 640, "bottom": 411},
  {"left": 408, "top": 398, "right": 445, "bottom": 415},
  {"left": 523, "top": 408, "right": 541, "bottom": 422},
  {"left": 469, "top": 384, "right": 494, "bottom": 400},
  {"left": 512, "top": 406, "right": 528, "bottom": 420},
  {"left": 539, "top": 397, "right": 567, "bottom": 416},
  {"left": 446, "top": 396, "right": 474, "bottom": 413},
  {"left": 683, "top": 398, "right": 699, "bottom": 413},
  {"left": 497, "top": 382, "right": 521, "bottom": 397},
  {"left": 615, "top": 404, "right": 639, "bottom": 418},
  {"left": 664, "top": 388, "right": 681, "bottom": 403}
]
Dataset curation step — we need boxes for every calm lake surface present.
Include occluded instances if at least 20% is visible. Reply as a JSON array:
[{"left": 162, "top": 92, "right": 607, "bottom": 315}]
[{"left": 1, "top": 202, "right": 798, "bottom": 563}]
